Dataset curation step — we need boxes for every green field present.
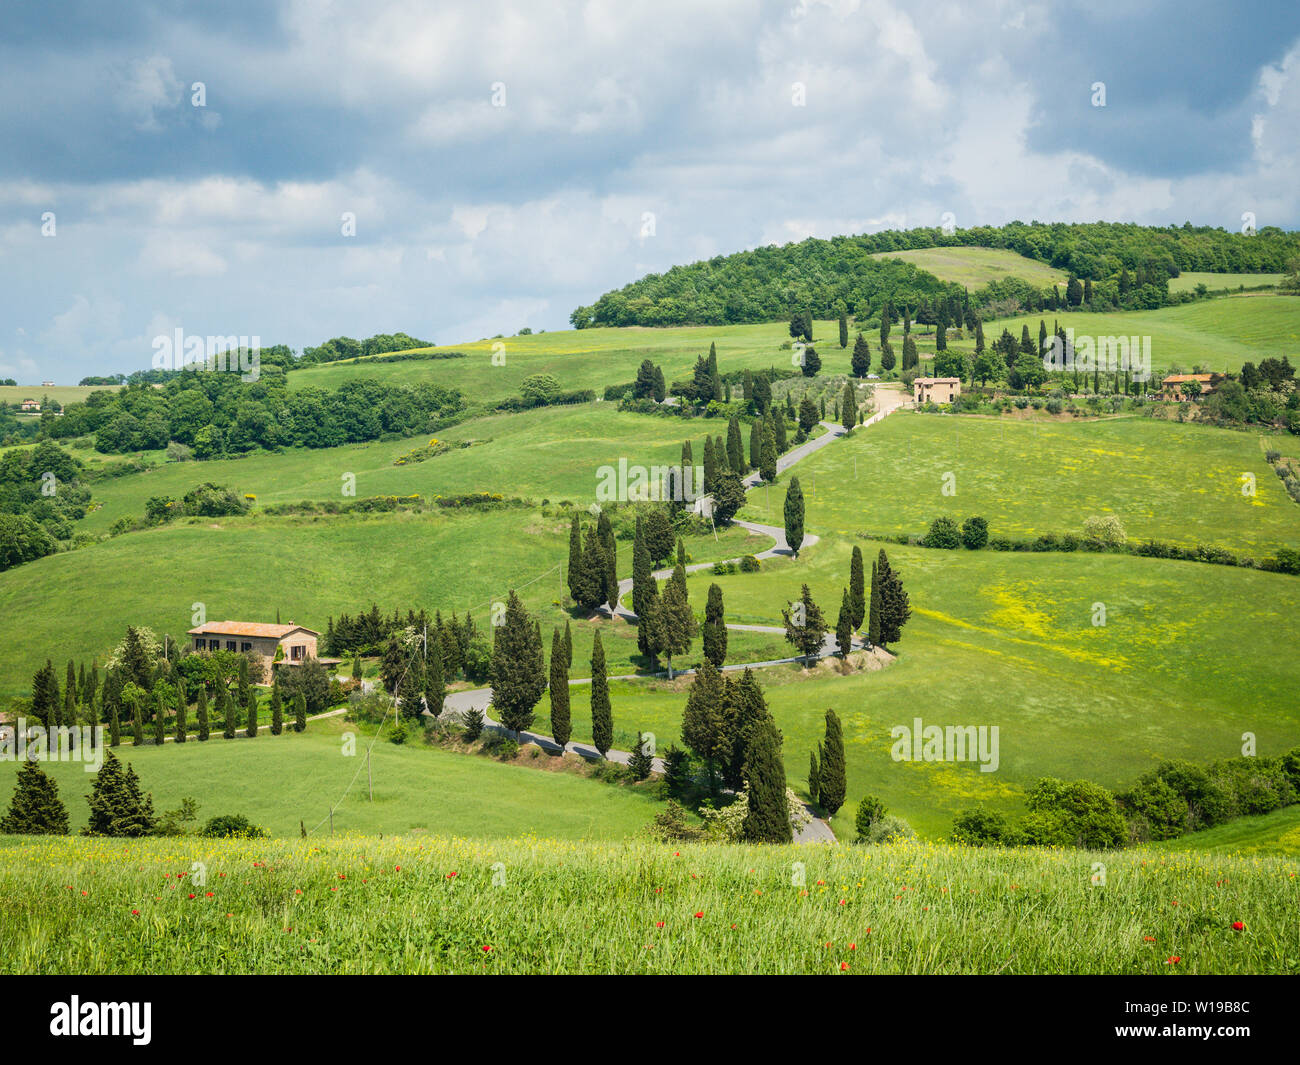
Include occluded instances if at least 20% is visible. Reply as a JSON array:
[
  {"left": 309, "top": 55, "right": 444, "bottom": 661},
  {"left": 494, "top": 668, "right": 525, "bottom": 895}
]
[
  {"left": 0, "top": 384, "right": 120, "bottom": 409},
  {"left": 1, "top": 832, "right": 1293, "bottom": 973},
  {"left": 0, "top": 715, "right": 665, "bottom": 840},
  {"left": 742, "top": 412, "right": 1300, "bottom": 554},
  {"left": 1168, "top": 271, "right": 1283, "bottom": 293},
  {"left": 870, "top": 246, "right": 1067, "bottom": 289},
  {"left": 0, "top": 505, "right": 774, "bottom": 701},
  {"left": 73, "top": 402, "right": 737, "bottom": 534},
  {"left": 523, "top": 532, "right": 1300, "bottom": 839},
  {"left": 1150, "top": 806, "right": 1300, "bottom": 857}
]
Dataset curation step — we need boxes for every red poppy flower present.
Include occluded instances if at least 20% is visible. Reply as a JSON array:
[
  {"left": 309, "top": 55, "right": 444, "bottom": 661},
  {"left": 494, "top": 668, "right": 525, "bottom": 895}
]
[
  {"left": 1143, "top": 936, "right": 1156, "bottom": 942},
  {"left": 188, "top": 893, "right": 196, "bottom": 899},
  {"left": 694, "top": 911, "right": 704, "bottom": 919},
  {"left": 840, "top": 962, "right": 850, "bottom": 971},
  {"left": 1165, "top": 956, "right": 1181, "bottom": 965},
  {"left": 1232, "top": 921, "right": 1245, "bottom": 931},
  {"left": 130, "top": 909, "right": 139, "bottom": 916},
  {"left": 482, "top": 945, "right": 492, "bottom": 953}
]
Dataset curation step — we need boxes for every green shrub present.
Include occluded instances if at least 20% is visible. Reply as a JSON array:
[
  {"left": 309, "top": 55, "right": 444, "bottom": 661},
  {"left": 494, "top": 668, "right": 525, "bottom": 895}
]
[
  {"left": 854, "top": 795, "right": 885, "bottom": 842},
  {"left": 961, "top": 516, "right": 988, "bottom": 550},
  {"left": 862, "top": 815, "right": 914, "bottom": 844},
  {"left": 739, "top": 555, "right": 761, "bottom": 573},
  {"left": 922, "top": 515, "right": 962, "bottom": 549},
  {"left": 199, "top": 814, "right": 268, "bottom": 839}
]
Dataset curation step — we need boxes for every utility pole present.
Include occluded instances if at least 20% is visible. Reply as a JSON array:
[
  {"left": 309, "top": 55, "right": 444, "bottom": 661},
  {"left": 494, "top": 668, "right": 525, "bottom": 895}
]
[{"left": 367, "top": 748, "right": 373, "bottom": 801}]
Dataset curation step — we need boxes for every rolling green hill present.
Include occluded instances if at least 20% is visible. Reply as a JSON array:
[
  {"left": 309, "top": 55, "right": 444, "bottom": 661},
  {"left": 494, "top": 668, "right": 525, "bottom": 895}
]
[{"left": 869, "top": 246, "right": 1067, "bottom": 289}]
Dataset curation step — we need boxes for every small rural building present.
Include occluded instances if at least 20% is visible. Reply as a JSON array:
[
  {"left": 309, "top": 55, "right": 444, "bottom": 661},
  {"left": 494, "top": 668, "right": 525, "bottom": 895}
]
[
  {"left": 1160, "top": 373, "right": 1221, "bottom": 401},
  {"left": 913, "top": 376, "right": 962, "bottom": 404},
  {"left": 40, "top": 380, "right": 54, "bottom": 388},
  {"left": 20, "top": 399, "right": 39, "bottom": 411},
  {"left": 187, "top": 620, "right": 320, "bottom": 668}
]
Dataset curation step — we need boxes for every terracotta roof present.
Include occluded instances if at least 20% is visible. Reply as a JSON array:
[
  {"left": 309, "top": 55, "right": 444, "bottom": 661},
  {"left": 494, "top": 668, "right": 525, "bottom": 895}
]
[
  {"left": 1161, "top": 374, "right": 1216, "bottom": 383},
  {"left": 915, "top": 377, "right": 961, "bottom": 384},
  {"left": 187, "top": 621, "right": 318, "bottom": 638}
]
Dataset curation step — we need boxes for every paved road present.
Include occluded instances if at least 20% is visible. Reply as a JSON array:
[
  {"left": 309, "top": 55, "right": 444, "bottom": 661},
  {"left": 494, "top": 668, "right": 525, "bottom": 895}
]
[{"left": 437, "top": 390, "right": 911, "bottom": 844}]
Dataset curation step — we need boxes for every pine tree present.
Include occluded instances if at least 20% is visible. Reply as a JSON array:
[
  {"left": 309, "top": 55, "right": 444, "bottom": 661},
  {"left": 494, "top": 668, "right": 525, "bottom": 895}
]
[
  {"left": 196, "top": 686, "right": 209, "bottom": 742},
  {"left": 851, "top": 333, "right": 870, "bottom": 377},
  {"left": 294, "top": 693, "right": 307, "bottom": 733},
  {"left": 849, "top": 546, "right": 866, "bottom": 630},
  {"left": 783, "top": 476, "right": 805, "bottom": 557},
  {"left": 0, "top": 759, "right": 69, "bottom": 835},
  {"left": 681, "top": 658, "right": 727, "bottom": 792},
  {"left": 723, "top": 668, "right": 768, "bottom": 791},
  {"left": 629, "top": 733, "right": 653, "bottom": 780},
  {"left": 783, "top": 583, "right": 828, "bottom": 664},
  {"left": 590, "top": 631, "right": 612, "bottom": 757},
  {"left": 270, "top": 681, "right": 283, "bottom": 735},
  {"left": 549, "top": 628, "right": 571, "bottom": 752},
  {"left": 221, "top": 683, "right": 236, "bottom": 739},
  {"left": 807, "top": 749, "right": 820, "bottom": 807},
  {"left": 836, "top": 587, "right": 854, "bottom": 657},
  {"left": 84, "top": 751, "right": 155, "bottom": 837},
  {"left": 702, "top": 583, "right": 727, "bottom": 667},
  {"left": 741, "top": 713, "right": 792, "bottom": 843},
  {"left": 818, "top": 709, "right": 847, "bottom": 816},
  {"left": 245, "top": 689, "right": 259, "bottom": 738},
  {"left": 424, "top": 632, "right": 445, "bottom": 719},
  {"left": 490, "top": 589, "right": 546, "bottom": 737},
  {"left": 727, "top": 416, "right": 745, "bottom": 472}
]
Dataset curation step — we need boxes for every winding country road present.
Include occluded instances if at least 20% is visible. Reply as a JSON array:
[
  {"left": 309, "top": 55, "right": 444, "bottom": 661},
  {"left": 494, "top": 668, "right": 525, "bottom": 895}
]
[{"left": 441, "top": 388, "right": 910, "bottom": 844}]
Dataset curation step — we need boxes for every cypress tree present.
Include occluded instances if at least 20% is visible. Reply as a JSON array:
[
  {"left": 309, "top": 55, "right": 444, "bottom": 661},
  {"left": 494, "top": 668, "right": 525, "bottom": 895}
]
[
  {"left": 741, "top": 713, "right": 792, "bottom": 843},
  {"left": 652, "top": 365, "right": 666, "bottom": 402},
  {"left": 351, "top": 653, "right": 362, "bottom": 682},
  {"left": 549, "top": 628, "right": 571, "bottom": 752},
  {"left": 221, "top": 683, "right": 235, "bottom": 739},
  {"left": 597, "top": 510, "right": 618, "bottom": 609},
  {"left": 838, "top": 311, "right": 848, "bottom": 349},
  {"left": 173, "top": 685, "right": 188, "bottom": 742},
  {"left": 490, "top": 589, "right": 546, "bottom": 737},
  {"left": 975, "top": 316, "right": 985, "bottom": 353},
  {"left": 196, "top": 686, "right": 209, "bottom": 742},
  {"left": 563, "top": 619, "right": 573, "bottom": 669},
  {"left": 723, "top": 667, "right": 768, "bottom": 791},
  {"left": 714, "top": 433, "right": 727, "bottom": 474},
  {"left": 632, "top": 515, "right": 653, "bottom": 617},
  {"left": 808, "top": 749, "right": 820, "bottom": 807},
  {"left": 727, "top": 416, "right": 745, "bottom": 472},
  {"left": 270, "top": 681, "right": 283, "bottom": 735},
  {"left": 574, "top": 523, "right": 605, "bottom": 611},
  {"left": 153, "top": 690, "right": 167, "bottom": 745},
  {"left": 64, "top": 660, "right": 77, "bottom": 727},
  {"left": 590, "top": 631, "right": 612, "bottom": 757},
  {"left": 783, "top": 583, "right": 828, "bottom": 664},
  {"left": 396, "top": 651, "right": 425, "bottom": 720},
  {"left": 868, "top": 558, "right": 882, "bottom": 646},
  {"left": 702, "top": 583, "right": 727, "bottom": 667},
  {"left": 818, "top": 709, "right": 847, "bottom": 816},
  {"left": 77, "top": 662, "right": 88, "bottom": 703},
  {"left": 245, "top": 689, "right": 259, "bottom": 738},
  {"left": 760, "top": 420, "right": 777, "bottom": 483},
  {"left": 836, "top": 587, "right": 854, "bottom": 657},
  {"left": 849, "top": 546, "right": 866, "bottom": 630},
  {"left": 1, "top": 758, "right": 69, "bottom": 835},
  {"left": 566, "top": 513, "right": 584, "bottom": 603},
  {"left": 424, "top": 632, "right": 445, "bottom": 719},
  {"left": 783, "top": 476, "right": 805, "bottom": 556},
  {"left": 237, "top": 657, "right": 250, "bottom": 708},
  {"left": 32, "top": 660, "right": 58, "bottom": 729},
  {"left": 130, "top": 690, "right": 144, "bottom": 746},
  {"left": 771, "top": 408, "right": 788, "bottom": 452},
  {"left": 658, "top": 579, "right": 696, "bottom": 678},
  {"left": 702, "top": 436, "right": 716, "bottom": 495},
  {"left": 877, "top": 550, "right": 912, "bottom": 650},
  {"left": 294, "top": 692, "right": 307, "bottom": 733}
]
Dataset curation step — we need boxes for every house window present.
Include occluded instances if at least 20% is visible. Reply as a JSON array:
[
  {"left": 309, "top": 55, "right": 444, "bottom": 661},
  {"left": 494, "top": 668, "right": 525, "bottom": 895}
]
[
  {"left": 290, "top": 644, "right": 304, "bottom": 661},
  {"left": 194, "top": 638, "right": 205, "bottom": 650},
  {"left": 226, "top": 641, "right": 236, "bottom": 651},
  {"left": 241, "top": 642, "right": 252, "bottom": 653}
]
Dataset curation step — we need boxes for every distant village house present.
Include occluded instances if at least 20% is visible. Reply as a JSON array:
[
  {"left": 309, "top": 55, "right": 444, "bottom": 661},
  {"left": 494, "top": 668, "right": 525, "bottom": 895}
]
[
  {"left": 187, "top": 621, "right": 321, "bottom": 669},
  {"left": 20, "top": 399, "right": 39, "bottom": 411},
  {"left": 913, "top": 376, "right": 962, "bottom": 404},
  {"left": 1160, "top": 373, "right": 1222, "bottom": 401}
]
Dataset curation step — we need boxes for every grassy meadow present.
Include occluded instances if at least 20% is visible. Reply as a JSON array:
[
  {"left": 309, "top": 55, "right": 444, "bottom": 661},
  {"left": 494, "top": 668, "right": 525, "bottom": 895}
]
[
  {"left": 0, "top": 715, "right": 666, "bottom": 841},
  {"left": 0, "top": 832, "right": 1294, "bottom": 974},
  {"left": 869, "top": 246, "right": 1068, "bottom": 289},
  {"left": 525, "top": 531, "right": 1300, "bottom": 839},
  {"left": 741, "top": 411, "right": 1300, "bottom": 553}
]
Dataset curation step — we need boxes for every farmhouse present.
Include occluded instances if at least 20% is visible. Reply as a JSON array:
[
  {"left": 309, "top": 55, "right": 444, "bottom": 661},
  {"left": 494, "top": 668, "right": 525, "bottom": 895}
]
[
  {"left": 187, "top": 620, "right": 320, "bottom": 667},
  {"left": 20, "top": 399, "right": 39, "bottom": 411},
  {"left": 913, "top": 376, "right": 962, "bottom": 404},
  {"left": 1160, "top": 373, "right": 1221, "bottom": 401}
]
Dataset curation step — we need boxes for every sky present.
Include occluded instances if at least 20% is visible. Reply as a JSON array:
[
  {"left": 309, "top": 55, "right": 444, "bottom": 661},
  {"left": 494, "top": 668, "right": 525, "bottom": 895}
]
[{"left": 2, "top": 0, "right": 1298, "bottom": 383}]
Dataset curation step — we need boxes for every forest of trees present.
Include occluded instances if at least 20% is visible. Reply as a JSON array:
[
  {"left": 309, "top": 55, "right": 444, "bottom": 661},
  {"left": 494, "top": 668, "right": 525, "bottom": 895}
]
[{"left": 570, "top": 222, "right": 1300, "bottom": 329}]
